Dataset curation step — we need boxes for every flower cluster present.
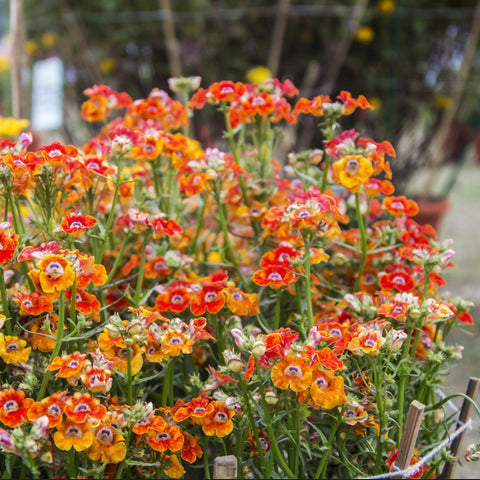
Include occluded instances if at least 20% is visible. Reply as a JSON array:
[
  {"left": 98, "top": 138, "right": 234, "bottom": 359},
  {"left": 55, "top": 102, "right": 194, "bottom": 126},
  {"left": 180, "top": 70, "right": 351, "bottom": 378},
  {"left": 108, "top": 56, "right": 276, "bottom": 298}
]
[{"left": 0, "top": 77, "right": 476, "bottom": 479}]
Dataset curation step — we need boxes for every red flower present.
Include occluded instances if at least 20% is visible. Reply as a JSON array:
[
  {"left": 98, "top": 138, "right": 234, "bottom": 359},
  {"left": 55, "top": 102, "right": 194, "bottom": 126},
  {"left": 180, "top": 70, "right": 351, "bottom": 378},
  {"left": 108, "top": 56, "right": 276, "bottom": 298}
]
[
  {"left": 379, "top": 271, "right": 416, "bottom": 292},
  {"left": 0, "top": 389, "right": 34, "bottom": 427},
  {"left": 253, "top": 263, "right": 296, "bottom": 289},
  {"left": 383, "top": 196, "right": 419, "bottom": 216},
  {"left": 0, "top": 223, "right": 18, "bottom": 265},
  {"left": 60, "top": 210, "right": 97, "bottom": 237}
]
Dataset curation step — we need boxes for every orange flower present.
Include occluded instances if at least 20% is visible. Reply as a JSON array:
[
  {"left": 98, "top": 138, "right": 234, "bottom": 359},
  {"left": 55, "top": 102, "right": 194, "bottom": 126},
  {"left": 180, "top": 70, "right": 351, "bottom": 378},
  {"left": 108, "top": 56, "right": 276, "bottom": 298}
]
[
  {"left": 308, "top": 370, "right": 348, "bottom": 409},
  {"left": 33, "top": 253, "right": 75, "bottom": 294},
  {"left": 27, "top": 391, "right": 68, "bottom": 428},
  {"left": 60, "top": 210, "right": 97, "bottom": 237},
  {"left": 383, "top": 196, "right": 419, "bottom": 216},
  {"left": 337, "top": 90, "right": 375, "bottom": 115},
  {"left": 253, "top": 263, "right": 296, "bottom": 289},
  {"left": 104, "top": 344, "right": 144, "bottom": 375},
  {"left": 26, "top": 315, "right": 60, "bottom": 352},
  {"left": 332, "top": 155, "right": 374, "bottom": 193},
  {"left": 38, "top": 141, "right": 78, "bottom": 167},
  {"left": 172, "top": 396, "right": 215, "bottom": 424},
  {"left": 81, "top": 366, "right": 113, "bottom": 393},
  {"left": 160, "top": 330, "right": 194, "bottom": 357},
  {"left": 47, "top": 351, "right": 89, "bottom": 381},
  {"left": 270, "top": 355, "right": 312, "bottom": 392},
  {"left": 0, "top": 389, "right": 34, "bottom": 427},
  {"left": 12, "top": 290, "right": 53, "bottom": 316},
  {"left": 347, "top": 326, "right": 386, "bottom": 356},
  {"left": 379, "top": 271, "right": 416, "bottom": 292},
  {"left": 180, "top": 432, "right": 203, "bottom": 463},
  {"left": 155, "top": 285, "right": 192, "bottom": 313},
  {"left": 201, "top": 401, "right": 235, "bottom": 437},
  {"left": 53, "top": 419, "right": 94, "bottom": 451},
  {"left": 246, "top": 429, "right": 271, "bottom": 457},
  {"left": 0, "top": 223, "right": 18, "bottom": 264},
  {"left": 190, "top": 283, "right": 227, "bottom": 316},
  {"left": 87, "top": 421, "right": 127, "bottom": 464},
  {"left": 65, "top": 288, "right": 101, "bottom": 320},
  {"left": 0, "top": 334, "right": 31, "bottom": 364},
  {"left": 143, "top": 256, "right": 172, "bottom": 280},
  {"left": 163, "top": 454, "right": 186, "bottom": 479},
  {"left": 63, "top": 392, "right": 107, "bottom": 424},
  {"left": 226, "top": 287, "right": 259, "bottom": 316},
  {"left": 74, "top": 254, "right": 108, "bottom": 289},
  {"left": 147, "top": 423, "right": 185, "bottom": 453}
]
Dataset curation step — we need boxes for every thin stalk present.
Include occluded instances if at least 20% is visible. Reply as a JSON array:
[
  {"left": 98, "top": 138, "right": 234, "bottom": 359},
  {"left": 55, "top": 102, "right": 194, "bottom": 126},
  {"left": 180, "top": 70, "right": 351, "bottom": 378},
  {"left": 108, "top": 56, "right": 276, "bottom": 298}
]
[
  {"left": 320, "top": 154, "right": 331, "bottom": 192},
  {"left": 161, "top": 359, "right": 174, "bottom": 407},
  {"left": 37, "top": 291, "right": 65, "bottom": 401},
  {"left": 126, "top": 345, "right": 133, "bottom": 406},
  {"left": 354, "top": 192, "right": 368, "bottom": 292},
  {"left": 237, "top": 375, "right": 268, "bottom": 474},
  {"left": 134, "top": 236, "right": 148, "bottom": 306},
  {"left": 274, "top": 290, "right": 282, "bottom": 330},
  {"left": 0, "top": 267, "right": 11, "bottom": 335},
  {"left": 202, "top": 437, "right": 211, "bottom": 479},
  {"left": 303, "top": 234, "right": 314, "bottom": 329},
  {"left": 315, "top": 413, "right": 343, "bottom": 479}
]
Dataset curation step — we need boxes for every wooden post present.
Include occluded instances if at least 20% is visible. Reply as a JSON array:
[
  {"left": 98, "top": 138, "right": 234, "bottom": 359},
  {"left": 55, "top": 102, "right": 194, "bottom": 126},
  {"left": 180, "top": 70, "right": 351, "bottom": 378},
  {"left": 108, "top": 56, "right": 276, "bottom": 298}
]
[
  {"left": 393, "top": 400, "right": 425, "bottom": 478},
  {"left": 9, "top": 0, "right": 26, "bottom": 118},
  {"left": 158, "top": 0, "right": 183, "bottom": 78},
  {"left": 213, "top": 455, "right": 237, "bottom": 479},
  {"left": 441, "top": 377, "right": 480, "bottom": 479},
  {"left": 267, "top": 0, "right": 291, "bottom": 78}
]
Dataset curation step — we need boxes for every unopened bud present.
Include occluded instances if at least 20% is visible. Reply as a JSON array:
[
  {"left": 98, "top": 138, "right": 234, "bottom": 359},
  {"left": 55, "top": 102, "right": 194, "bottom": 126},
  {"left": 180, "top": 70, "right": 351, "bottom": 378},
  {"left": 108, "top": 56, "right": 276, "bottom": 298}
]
[{"left": 264, "top": 391, "right": 278, "bottom": 406}]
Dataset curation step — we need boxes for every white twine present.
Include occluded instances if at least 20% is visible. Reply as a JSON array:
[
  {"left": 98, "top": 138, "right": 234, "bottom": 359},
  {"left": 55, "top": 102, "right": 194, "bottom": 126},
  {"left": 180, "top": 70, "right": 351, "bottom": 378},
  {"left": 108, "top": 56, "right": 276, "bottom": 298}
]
[{"left": 359, "top": 417, "right": 473, "bottom": 479}]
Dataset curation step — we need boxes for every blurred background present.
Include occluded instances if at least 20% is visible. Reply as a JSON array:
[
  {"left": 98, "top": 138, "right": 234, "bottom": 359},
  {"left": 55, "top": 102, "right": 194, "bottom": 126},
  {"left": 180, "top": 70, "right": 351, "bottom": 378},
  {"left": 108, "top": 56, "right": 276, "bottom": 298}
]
[{"left": 1, "top": 1, "right": 480, "bottom": 475}]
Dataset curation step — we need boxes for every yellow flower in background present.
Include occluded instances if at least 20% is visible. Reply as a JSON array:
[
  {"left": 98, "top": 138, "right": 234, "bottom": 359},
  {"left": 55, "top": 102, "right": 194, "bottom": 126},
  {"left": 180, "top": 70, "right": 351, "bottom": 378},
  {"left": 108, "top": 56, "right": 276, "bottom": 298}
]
[
  {"left": 377, "top": 0, "right": 396, "bottom": 15},
  {"left": 368, "top": 97, "right": 382, "bottom": 110},
  {"left": 24, "top": 40, "right": 39, "bottom": 57},
  {"left": 0, "top": 117, "right": 29, "bottom": 139},
  {"left": 433, "top": 94, "right": 453, "bottom": 110},
  {"left": 0, "top": 55, "right": 10, "bottom": 73},
  {"left": 41, "top": 32, "right": 58, "bottom": 48},
  {"left": 354, "top": 26, "right": 375, "bottom": 44},
  {"left": 98, "top": 57, "right": 117, "bottom": 75},
  {"left": 246, "top": 66, "right": 273, "bottom": 84}
]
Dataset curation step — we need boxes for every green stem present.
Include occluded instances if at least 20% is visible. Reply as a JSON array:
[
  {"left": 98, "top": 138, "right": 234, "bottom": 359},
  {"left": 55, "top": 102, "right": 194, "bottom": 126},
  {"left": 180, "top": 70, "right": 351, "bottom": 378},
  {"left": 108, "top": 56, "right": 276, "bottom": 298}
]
[
  {"left": 0, "top": 267, "right": 11, "bottom": 335},
  {"left": 320, "top": 154, "right": 331, "bottom": 192},
  {"left": 303, "top": 234, "right": 314, "bottom": 329},
  {"left": 254, "top": 359, "right": 295, "bottom": 479},
  {"left": 274, "top": 290, "right": 282, "bottom": 330},
  {"left": 237, "top": 375, "right": 268, "bottom": 474},
  {"left": 202, "top": 437, "right": 211, "bottom": 479},
  {"left": 37, "top": 291, "right": 65, "bottom": 401},
  {"left": 96, "top": 158, "right": 123, "bottom": 263},
  {"left": 161, "top": 359, "right": 174, "bottom": 407},
  {"left": 134, "top": 236, "right": 148, "bottom": 306},
  {"left": 126, "top": 345, "right": 133, "bottom": 406},
  {"left": 354, "top": 192, "right": 368, "bottom": 292},
  {"left": 315, "top": 413, "right": 343, "bottom": 479},
  {"left": 105, "top": 233, "right": 130, "bottom": 286}
]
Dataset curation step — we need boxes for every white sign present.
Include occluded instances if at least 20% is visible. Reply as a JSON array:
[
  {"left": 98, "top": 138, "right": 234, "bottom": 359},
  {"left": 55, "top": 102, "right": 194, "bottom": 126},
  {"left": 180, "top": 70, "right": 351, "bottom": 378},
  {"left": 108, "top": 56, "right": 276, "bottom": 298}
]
[{"left": 31, "top": 56, "right": 64, "bottom": 130}]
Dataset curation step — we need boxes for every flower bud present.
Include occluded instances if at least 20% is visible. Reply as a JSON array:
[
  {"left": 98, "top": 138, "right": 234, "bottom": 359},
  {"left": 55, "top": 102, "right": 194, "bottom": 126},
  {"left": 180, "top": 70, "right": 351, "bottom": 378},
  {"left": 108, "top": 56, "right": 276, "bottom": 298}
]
[
  {"left": 251, "top": 339, "right": 266, "bottom": 359},
  {"left": 264, "top": 391, "right": 278, "bottom": 406},
  {"left": 223, "top": 350, "right": 244, "bottom": 373}
]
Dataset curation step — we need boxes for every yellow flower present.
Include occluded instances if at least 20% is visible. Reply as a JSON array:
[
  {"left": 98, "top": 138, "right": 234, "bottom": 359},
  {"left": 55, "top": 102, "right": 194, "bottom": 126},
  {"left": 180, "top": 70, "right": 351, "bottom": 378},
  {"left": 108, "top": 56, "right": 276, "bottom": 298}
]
[
  {"left": 163, "top": 454, "right": 186, "bottom": 479},
  {"left": 377, "top": 0, "right": 395, "bottom": 15},
  {"left": 87, "top": 422, "right": 126, "bottom": 464},
  {"left": 34, "top": 254, "right": 75, "bottom": 295},
  {"left": 354, "top": 26, "right": 375, "bottom": 44},
  {"left": 98, "top": 58, "right": 117, "bottom": 75},
  {"left": 246, "top": 66, "right": 273, "bottom": 84},
  {"left": 333, "top": 155, "right": 374, "bottom": 193},
  {"left": 0, "top": 334, "right": 31, "bottom": 364},
  {"left": 0, "top": 117, "right": 29, "bottom": 139},
  {"left": 53, "top": 420, "right": 94, "bottom": 451}
]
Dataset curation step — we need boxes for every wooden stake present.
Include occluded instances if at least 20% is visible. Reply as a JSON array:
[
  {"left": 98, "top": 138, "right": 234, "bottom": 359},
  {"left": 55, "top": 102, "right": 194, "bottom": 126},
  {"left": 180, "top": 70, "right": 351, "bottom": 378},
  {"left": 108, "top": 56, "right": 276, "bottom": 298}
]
[
  {"left": 393, "top": 400, "right": 425, "bottom": 479},
  {"left": 158, "top": 0, "right": 182, "bottom": 78},
  {"left": 213, "top": 455, "right": 237, "bottom": 479},
  {"left": 9, "top": 0, "right": 26, "bottom": 118},
  {"left": 441, "top": 377, "right": 480, "bottom": 479},
  {"left": 267, "top": 0, "right": 291, "bottom": 78}
]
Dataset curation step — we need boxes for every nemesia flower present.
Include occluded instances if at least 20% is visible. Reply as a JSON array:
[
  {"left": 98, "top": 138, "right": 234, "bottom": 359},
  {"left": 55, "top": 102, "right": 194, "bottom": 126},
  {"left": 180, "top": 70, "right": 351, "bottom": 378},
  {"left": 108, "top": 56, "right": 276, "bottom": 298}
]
[
  {"left": 47, "top": 351, "right": 89, "bottom": 382},
  {"left": 53, "top": 419, "right": 94, "bottom": 451},
  {"left": 0, "top": 222, "right": 18, "bottom": 264},
  {"left": 81, "top": 366, "right": 113, "bottom": 393},
  {"left": 386, "top": 449, "right": 424, "bottom": 479},
  {"left": 31, "top": 253, "right": 75, "bottom": 295},
  {"left": 383, "top": 196, "right": 419, "bottom": 216},
  {"left": 270, "top": 354, "right": 313, "bottom": 392},
  {"left": 147, "top": 423, "right": 185, "bottom": 453},
  {"left": 253, "top": 263, "right": 296, "bottom": 289},
  {"left": 87, "top": 421, "right": 127, "bottom": 464},
  {"left": 11, "top": 289, "right": 54, "bottom": 316},
  {"left": 60, "top": 210, "right": 97, "bottom": 237},
  {"left": 26, "top": 315, "right": 60, "bottom": 352},
  {"left": 308, "top": 369, "right": 348, "bottom": 409},
  {"left": 163, "top": 454, "right": 186, "bottom": 479},
  {"left": 38, "top": 141, "right": 79, "bottom": 167},
  {"left": 201, "top": 400, "right": 235, "bottom": 437},
  {"left": 65, "top": 288, "right": 101, "bottom": 320},
  {"left": 63, "top": 392, "right": 107, "bottom": 424},
  {"left": 225, "top": 286, "right": 259, "bottom": 316},
  {"left": 180, "top": 432, "right": 203, "bottom": 463},
  {"left": 0, "top": 389, "right": 34, "bottom": 427},
  {"left": 0, "top": 334, "right": 31, "bottom": 364},
  {"left": 332, "top": 154, "right": 374, "bottom": 193},
  {"left": 27, "top": 390, "right": 68, "bottom": 428}
]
